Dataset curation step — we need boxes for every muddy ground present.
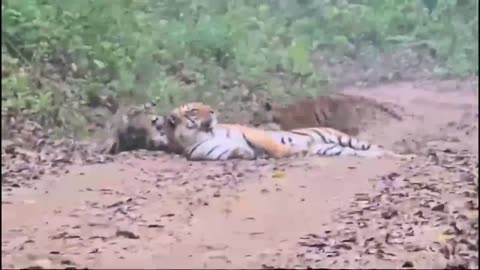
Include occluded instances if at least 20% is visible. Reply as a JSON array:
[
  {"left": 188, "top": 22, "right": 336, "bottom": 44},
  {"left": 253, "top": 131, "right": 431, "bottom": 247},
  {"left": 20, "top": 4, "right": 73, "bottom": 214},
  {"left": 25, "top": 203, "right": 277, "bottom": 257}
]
[{"left": 2, "top": 79, "right": 478, "bottom": 269}]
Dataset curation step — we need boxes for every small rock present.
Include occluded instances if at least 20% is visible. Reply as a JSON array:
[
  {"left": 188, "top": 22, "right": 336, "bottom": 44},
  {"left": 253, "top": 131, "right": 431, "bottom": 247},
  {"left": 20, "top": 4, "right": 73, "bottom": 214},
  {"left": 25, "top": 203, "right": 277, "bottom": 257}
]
[
  {"left": 115, "top": 229, "right": 139, "bottom": 239},
  {"left": 465, "top": 200, "right": 478, "bottom": 210},
  {"left": 31, "top": 258, "right": 53, "bottom": 269},
  {"left": 333, "top": 243, "right": 352, "bottom": 250},
  {"left": 147, "top": 224, "right": 164, "bottom": 228},
  {"left": 381, "top": 208, "right": 398, "bottom": 219},
  {"left": 60, "top": 258, "right": 75, "bottom": 265},
  {"left": 431, "top": 203, "right": 447, "bottom": 212},
  {"left": 404, "top": 243, "right": 425, "bottom": 252}
]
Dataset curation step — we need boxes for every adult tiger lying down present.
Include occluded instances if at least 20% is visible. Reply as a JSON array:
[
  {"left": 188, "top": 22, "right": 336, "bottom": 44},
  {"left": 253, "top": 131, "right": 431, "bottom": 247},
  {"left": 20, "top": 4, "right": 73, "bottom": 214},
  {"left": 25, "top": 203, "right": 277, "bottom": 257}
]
[{"left": 161, "top": 102, "right": 415, "bottom": 161}]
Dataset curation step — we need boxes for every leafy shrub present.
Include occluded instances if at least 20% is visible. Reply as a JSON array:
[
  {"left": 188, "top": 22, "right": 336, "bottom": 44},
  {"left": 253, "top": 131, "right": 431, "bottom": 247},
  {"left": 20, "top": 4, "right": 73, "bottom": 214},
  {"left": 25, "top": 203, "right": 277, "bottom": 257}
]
[{"left": 1, "top": 0, "right": 478, "bottom": 136}]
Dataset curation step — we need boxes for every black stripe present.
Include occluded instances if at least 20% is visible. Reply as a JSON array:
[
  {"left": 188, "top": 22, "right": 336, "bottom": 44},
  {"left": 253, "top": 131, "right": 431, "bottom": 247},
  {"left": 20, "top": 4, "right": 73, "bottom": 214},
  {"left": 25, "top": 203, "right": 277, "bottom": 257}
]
[
  {"left": 348, "top": 137, "right": 354, "bottom": 148},
  {"left": 206, "top": 145, "right": 220, "bottom": 157},
  {"left": 242, "top": 134, "right": 256, "bottom": 149},
  {"left": 345, "top": 136, "right": 372, "bottom": 151},
  {"left": 352, "top": 138, "right": 365, "bottom": 150},
  {"left": 363, "top": 143, "right": 371, "bottom": 150},
  {"left": 281, "top": 137, "right": 286, "bottom": 144},
  {"left": 218, "top": 149, "right": 231, "bottom": 160},
  {"left": 329, "top": 147, "right": 344, "bottom": 156},
  {"left": 291, "top": 131, "right": 310, "bottom": 136},
  {"left": 188, "top": 139, "right": 209, "bottom": 157},
  {"left": 184, "top": 114, "right": 196, "bottom": 128},
  {"left": 184, "top": 114, "right": 194, "bottom": 123},
  {"left": 291, "top": 130, "right": 316, "bottom": 143},
  {"left": 309, "top": 129, "right": 329, "bottom": 143},
  {"left": 242, "top": 134, "right": 262, "bottom": 157},
  {"left": 322, "top": 144, "right": 339, "bottom": 156}
]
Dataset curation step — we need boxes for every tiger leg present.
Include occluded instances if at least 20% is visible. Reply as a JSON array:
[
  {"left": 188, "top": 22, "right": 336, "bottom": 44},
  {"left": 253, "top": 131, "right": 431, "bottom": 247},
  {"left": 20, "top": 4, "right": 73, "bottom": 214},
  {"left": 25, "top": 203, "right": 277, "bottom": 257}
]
[
  {"left": 309, "top": 143, "right": 416, "bottom": 160},
  {"left": 229, "top": 148, "right": 257, "bottom": 160},
  {"left": 187, "top": 146, "right": 256, "bottom": 161},
  {"left": 356, "top": 145, "right": 417, "bottom": 160},
  {"left": 381, "top": 150, "right": 417, "bottom": 161}
]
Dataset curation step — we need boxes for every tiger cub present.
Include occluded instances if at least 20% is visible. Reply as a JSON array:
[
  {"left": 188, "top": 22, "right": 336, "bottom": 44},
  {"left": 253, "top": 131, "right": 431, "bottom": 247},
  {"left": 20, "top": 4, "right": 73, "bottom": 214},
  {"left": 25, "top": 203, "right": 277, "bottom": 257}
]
[{"left": 103, "top": 105, "right": 170, "bottom": 154}]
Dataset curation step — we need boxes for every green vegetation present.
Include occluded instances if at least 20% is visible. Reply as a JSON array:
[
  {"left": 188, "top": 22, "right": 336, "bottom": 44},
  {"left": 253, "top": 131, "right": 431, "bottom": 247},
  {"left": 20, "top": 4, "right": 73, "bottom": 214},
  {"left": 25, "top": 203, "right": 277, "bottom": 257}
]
[{"left": 2, "top": 0, "right": 478, "bottom": 137}]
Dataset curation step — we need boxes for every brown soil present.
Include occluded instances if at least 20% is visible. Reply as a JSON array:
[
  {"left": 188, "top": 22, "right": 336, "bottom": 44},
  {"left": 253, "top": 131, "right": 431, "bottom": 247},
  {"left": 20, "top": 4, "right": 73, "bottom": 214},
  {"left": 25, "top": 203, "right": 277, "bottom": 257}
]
[{"left": 2, "top": 79, "right": 478, "bottom": 269}]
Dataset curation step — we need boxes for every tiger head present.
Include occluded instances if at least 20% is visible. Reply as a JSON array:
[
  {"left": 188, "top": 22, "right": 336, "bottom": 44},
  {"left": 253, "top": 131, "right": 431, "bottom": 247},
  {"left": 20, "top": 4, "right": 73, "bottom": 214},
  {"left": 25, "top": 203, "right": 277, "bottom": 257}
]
[
  {"left": 167, "top": 102, "right": 217, "bottom": 131},
  {"left": 164, "top": 102, "right": 218, "bottom": 148},
  {"left": 104, "top": 108, "right": 172, "bottom": 155},
  {"left": 149, "top": 114, "right": 169, "bottom": 146}
]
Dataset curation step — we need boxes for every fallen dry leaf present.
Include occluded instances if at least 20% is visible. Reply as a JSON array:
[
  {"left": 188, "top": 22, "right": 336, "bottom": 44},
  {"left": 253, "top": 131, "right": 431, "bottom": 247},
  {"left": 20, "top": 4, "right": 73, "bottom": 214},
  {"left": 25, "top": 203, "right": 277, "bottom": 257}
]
[{"left": 272, "top": 171, "right": 286, "bottom": 179}]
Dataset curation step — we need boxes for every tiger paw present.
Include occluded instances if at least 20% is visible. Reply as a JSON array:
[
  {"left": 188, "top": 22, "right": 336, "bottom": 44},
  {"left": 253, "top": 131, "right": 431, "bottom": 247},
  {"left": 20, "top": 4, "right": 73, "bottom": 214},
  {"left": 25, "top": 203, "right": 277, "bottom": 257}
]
[{"left": 385, "top": 150, "right": 416, "bottom": 160}]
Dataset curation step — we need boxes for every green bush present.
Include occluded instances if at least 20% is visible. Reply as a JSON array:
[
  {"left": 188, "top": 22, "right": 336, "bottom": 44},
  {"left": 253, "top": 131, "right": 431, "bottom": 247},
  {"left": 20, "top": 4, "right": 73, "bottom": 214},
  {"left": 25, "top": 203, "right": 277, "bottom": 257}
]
[{"left": 1, "top": 0, "right": 478, "bottom": 136}]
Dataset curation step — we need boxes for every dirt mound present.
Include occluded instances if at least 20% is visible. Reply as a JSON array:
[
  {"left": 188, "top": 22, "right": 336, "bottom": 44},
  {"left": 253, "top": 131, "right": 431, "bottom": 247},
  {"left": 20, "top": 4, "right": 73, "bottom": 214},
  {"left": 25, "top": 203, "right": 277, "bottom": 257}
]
[{"left": 250, "top": 93, "right": 405, "bottom": 135}]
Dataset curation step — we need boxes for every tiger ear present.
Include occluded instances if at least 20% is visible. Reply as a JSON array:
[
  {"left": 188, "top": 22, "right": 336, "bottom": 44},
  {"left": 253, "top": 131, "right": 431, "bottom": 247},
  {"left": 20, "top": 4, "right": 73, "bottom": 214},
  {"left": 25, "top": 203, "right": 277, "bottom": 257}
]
[{"left": 264, "top": 102, "right": 273, "bottom": 111}]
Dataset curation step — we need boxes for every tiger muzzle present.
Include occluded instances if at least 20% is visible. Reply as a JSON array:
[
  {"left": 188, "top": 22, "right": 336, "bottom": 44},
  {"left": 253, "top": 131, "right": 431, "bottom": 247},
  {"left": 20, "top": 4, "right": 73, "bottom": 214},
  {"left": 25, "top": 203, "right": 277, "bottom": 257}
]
[{"left": 200, "top": 118, "right": 214, "bottom": 132}]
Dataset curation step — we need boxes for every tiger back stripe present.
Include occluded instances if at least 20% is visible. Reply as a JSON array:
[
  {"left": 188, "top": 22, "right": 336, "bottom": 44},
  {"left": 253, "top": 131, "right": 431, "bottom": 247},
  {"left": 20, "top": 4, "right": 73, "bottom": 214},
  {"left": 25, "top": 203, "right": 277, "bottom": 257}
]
[
  {"left": 290, "top": 130, "right": 320, "bottom": 140},
  {"left": 291, "top": 129, "right": 328, "bottom": 143}
]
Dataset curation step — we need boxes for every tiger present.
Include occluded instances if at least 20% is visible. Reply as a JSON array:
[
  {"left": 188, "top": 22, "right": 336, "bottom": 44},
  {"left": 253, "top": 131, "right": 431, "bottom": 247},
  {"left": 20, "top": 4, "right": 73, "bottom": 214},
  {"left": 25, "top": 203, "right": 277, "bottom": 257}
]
[
  {"left": 163, "top": 102, "right": 415, "bottom": 161},
  {"left": 103, "top": 105, "right": 171, "bottom": 154},
  {"left": 250, "top": 93, "right": 404, "bottom": 136}
]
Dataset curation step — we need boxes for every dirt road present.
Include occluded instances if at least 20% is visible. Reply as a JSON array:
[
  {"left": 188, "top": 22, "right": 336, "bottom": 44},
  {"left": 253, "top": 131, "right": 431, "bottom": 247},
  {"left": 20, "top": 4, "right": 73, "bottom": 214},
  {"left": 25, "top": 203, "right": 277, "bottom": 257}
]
[{"left": 2, "top": 80, "right": 478, "bottom": 269}]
